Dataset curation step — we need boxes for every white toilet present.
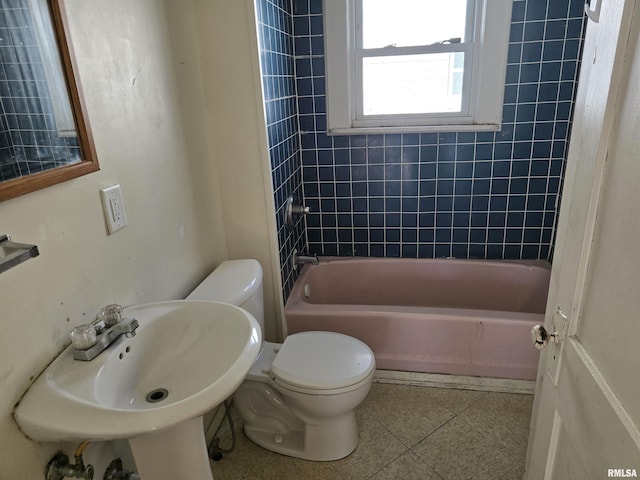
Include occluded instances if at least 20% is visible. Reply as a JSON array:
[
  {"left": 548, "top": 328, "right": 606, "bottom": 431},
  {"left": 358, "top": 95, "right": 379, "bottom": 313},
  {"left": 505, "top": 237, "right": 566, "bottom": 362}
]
[{"left": 186, "top": 259, "right": 375, "bottom": 461}]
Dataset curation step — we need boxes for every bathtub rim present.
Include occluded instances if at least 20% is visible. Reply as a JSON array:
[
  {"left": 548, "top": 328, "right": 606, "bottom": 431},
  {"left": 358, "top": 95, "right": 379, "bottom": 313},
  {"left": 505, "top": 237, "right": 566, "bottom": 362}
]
[
  {"left": 304, "top": 256, "right": 551, "bottom": 269},
  {"left": 287, "top": 256, "right": 551, "bottom": 319}
]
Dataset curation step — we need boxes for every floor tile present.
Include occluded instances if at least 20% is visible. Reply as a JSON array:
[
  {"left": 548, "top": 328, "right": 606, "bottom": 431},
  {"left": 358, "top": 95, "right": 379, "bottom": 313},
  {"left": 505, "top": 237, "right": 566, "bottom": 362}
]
[
  {"left": 412, "top": 414, "right": 519, "bottom": 480},
  {"left": 361, "top": 383, "right": 486, "bottom": 447},
  {"left": 459, "top": 391, "right": 533, "bottom": 459},
  {"left": 500, "top": 459, "right": 527, "bottom": 480},
  {"left": 368, "top": 451, "right": 445, "bottom": 480},
  {"left": 327, "top": 409, "right": 409, "bottom": 480},
  {"left": 423, "top": 385, "right": 489, "bottom": 415}
]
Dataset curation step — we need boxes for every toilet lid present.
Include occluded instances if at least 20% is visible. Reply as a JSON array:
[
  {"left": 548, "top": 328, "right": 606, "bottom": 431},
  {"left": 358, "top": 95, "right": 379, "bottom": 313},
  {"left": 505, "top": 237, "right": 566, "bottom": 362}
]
[{"left": 271, "top": 332, "right": 375, "bottom": 391}]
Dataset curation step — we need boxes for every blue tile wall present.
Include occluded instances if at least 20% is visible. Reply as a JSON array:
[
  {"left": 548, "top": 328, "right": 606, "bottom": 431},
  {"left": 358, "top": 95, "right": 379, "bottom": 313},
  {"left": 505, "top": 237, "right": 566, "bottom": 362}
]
[
  {"left": 256, "top": 0, "right": 306, "bottom": 300},
  {"left": 0, "top": 113, "right": 16, "bottom": 179},
  {"left": 0, "top": 0, "right": 81, "bottom": 182},
  {"left": 292, "top": 0, "right": 586, "bottom": 260}
]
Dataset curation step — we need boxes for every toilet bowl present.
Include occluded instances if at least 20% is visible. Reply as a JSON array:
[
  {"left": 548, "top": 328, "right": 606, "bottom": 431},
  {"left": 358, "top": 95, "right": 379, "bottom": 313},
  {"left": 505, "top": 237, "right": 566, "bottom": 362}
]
[{"left": 186, "top": 259, "right": 375, "bottom": 461}]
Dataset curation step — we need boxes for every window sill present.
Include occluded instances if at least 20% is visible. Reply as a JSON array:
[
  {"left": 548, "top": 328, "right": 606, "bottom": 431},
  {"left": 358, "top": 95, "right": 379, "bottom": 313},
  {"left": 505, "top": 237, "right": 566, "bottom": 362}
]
[{"left": 326, "top": 123, "right": 501, "bottom": 136}]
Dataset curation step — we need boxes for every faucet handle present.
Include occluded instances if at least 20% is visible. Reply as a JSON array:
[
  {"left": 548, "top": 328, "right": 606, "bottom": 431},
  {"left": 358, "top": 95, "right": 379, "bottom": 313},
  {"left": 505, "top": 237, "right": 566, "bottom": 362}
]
[
  {"left": 96, "top": 304, "right": 123, "bottom": 327},
  {"left": 70, "top": 325, "right": 98, "bottom": 350}
]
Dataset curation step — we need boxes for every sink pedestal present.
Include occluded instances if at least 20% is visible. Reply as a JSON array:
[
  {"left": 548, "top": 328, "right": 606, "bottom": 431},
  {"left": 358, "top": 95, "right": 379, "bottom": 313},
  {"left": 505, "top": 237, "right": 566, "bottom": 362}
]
[{"left": 129, "top": 416, "right": 213, "bottom": 480}]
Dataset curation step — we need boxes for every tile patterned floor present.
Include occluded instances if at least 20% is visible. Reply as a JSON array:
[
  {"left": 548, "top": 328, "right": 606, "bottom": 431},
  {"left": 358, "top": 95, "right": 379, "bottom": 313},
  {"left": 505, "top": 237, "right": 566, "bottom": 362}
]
[{"left": 206, "top": 383, "right": 533, "bottom": 480}]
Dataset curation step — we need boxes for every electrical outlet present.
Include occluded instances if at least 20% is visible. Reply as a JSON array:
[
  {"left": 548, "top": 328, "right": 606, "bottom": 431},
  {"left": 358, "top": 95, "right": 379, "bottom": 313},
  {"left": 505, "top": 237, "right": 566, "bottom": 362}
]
[{"left": 100, "top": 184, "right": 128, "bottom": 234}]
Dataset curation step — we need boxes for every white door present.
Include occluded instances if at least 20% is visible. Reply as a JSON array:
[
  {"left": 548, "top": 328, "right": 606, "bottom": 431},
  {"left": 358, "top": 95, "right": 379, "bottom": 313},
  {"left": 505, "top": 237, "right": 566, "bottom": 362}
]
[{"left": 524, "top": 0, "right": 640, "bottom": 478}]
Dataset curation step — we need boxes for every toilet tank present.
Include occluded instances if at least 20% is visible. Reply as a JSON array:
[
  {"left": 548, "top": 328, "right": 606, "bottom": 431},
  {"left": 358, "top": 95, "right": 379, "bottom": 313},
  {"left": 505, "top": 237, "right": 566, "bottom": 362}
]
[{"left": 185, "top": 259, "right": 264, "bottom": 332}]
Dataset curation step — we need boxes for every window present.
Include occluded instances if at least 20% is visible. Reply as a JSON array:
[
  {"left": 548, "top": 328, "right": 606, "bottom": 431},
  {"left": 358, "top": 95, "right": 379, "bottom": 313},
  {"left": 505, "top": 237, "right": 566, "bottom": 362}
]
[{"left": 324, "top": 0, "right": 513, "bottom": 134}]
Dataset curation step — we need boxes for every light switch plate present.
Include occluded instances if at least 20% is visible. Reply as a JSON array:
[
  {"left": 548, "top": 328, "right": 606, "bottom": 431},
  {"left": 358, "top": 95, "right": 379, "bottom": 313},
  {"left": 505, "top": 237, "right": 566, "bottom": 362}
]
[{"left": 100, "top": 184, "right": 128, "bottom": 234}]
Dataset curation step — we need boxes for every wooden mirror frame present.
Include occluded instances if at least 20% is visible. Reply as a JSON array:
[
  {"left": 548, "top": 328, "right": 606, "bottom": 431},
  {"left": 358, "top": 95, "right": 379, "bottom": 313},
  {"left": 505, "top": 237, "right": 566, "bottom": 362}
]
[{"left": 0, "top": 0, "right": 98, "bottom": 202}]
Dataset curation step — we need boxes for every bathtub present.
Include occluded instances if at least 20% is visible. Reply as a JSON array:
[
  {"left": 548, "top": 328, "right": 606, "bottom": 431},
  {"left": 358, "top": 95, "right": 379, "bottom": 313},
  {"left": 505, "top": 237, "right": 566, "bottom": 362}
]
[{"left": 284, "top": 257, "right": 551, "bottom": 381}]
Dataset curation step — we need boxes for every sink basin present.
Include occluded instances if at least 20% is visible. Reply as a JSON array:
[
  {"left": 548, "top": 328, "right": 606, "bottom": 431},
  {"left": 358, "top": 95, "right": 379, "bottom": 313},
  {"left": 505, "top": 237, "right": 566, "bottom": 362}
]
[{"left": 14, "top": 300, "right": 261, "bottom": 480}]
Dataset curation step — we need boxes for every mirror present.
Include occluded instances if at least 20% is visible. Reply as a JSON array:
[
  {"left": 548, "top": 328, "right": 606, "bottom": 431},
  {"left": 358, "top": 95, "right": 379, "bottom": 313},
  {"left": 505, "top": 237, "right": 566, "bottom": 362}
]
[{"left": 0, "top": 0, "right": 98, "bottom": 202}]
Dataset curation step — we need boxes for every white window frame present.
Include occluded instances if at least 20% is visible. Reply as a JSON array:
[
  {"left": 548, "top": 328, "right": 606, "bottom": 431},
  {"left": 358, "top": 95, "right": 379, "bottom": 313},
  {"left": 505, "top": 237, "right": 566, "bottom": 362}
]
[{"left": 324, "top": 0, "right": 513, "bottom": 135}]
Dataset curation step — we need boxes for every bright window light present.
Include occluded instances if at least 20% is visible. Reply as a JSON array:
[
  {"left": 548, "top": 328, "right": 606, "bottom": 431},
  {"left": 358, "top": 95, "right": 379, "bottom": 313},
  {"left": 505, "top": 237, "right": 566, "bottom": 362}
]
[
  {"left": 362, "top": 53, "right": 464, "bottom": 115},
  {"left": 362, "top": 0, "right": 469, "bottom": 48}
]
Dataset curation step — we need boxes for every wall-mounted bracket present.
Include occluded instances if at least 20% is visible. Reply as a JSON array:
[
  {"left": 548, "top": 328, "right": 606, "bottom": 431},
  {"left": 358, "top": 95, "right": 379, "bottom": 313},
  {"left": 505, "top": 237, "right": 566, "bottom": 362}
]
[{"left": 0, "top": 234, "right": 39, "bottom": 274}]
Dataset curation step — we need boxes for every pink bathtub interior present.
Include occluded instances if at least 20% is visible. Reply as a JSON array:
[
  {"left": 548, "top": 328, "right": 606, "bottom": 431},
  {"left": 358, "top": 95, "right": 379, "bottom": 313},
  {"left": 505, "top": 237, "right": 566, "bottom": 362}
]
[{"left": 284, "top": 257, "right": 551, "bottom": 380}]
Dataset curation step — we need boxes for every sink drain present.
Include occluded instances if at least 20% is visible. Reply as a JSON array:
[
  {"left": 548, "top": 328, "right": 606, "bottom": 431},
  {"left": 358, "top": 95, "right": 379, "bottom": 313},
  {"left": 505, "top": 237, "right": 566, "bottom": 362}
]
[{"left": 145, "top": 388, "right": 169, "bottom": 403}]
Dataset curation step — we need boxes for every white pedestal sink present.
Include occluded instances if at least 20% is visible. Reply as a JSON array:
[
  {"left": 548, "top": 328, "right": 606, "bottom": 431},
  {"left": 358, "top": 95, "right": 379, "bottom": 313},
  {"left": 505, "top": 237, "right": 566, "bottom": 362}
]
[{"left": 14, "top": 301, "right": 261, "bottom": 480}]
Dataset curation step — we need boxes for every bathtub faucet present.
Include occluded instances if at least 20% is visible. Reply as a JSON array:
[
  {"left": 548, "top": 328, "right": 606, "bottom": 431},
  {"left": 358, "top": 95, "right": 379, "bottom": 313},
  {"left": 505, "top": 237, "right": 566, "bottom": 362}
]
[{"left": 293, "top": 251, "right": 319, "bottom": 266}]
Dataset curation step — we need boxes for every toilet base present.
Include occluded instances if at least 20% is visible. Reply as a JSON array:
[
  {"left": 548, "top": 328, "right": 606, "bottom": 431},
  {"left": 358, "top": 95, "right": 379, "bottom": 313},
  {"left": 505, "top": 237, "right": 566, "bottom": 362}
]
[{"left": 243, "top": 410, "right": 359, "bottom": 461}]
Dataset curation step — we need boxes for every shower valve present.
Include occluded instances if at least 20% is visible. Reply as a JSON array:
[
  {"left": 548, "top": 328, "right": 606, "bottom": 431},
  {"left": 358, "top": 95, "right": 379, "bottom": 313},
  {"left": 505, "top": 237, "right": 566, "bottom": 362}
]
[{"left": 285, "top": 196, "right": 310, "bottom": 229}]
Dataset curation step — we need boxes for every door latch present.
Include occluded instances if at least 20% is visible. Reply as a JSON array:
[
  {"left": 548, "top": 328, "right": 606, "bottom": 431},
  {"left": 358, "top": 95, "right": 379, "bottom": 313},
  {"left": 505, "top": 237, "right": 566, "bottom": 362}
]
[{"left": 531, "top": 325, "right": 559, "bottom": 350}]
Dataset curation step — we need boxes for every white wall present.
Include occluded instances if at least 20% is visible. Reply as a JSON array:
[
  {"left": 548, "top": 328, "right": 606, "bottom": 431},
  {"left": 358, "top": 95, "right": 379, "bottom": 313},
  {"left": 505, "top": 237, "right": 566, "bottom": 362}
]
[
  {"left": 0, "top": 0, "right": 280, "bottom": 477},
  {"left": 193, "top": 0, "right": 286, "bottom": 342}
]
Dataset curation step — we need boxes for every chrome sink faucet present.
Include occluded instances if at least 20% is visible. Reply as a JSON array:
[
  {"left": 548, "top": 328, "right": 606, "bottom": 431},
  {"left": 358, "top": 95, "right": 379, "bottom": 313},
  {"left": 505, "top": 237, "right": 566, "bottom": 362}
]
[{"left": 70, "top": 304, "right": 139, "bottom": 361}]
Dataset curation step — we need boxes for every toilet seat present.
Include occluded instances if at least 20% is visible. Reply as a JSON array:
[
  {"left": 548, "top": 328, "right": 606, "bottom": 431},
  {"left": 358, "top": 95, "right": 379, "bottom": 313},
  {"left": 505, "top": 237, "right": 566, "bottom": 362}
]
[{"left": 271, "top": 332, "right": 375, "bottom": 394}]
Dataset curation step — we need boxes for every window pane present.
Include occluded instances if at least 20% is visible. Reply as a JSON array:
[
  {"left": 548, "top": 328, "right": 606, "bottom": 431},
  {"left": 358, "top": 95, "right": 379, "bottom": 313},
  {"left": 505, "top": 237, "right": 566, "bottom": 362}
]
[
  {"left": 362, "top": 0, "right": 469, "bottom": 49},
  {"left": 362, "top": 53, "right": 464, "bottom": 115}
]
